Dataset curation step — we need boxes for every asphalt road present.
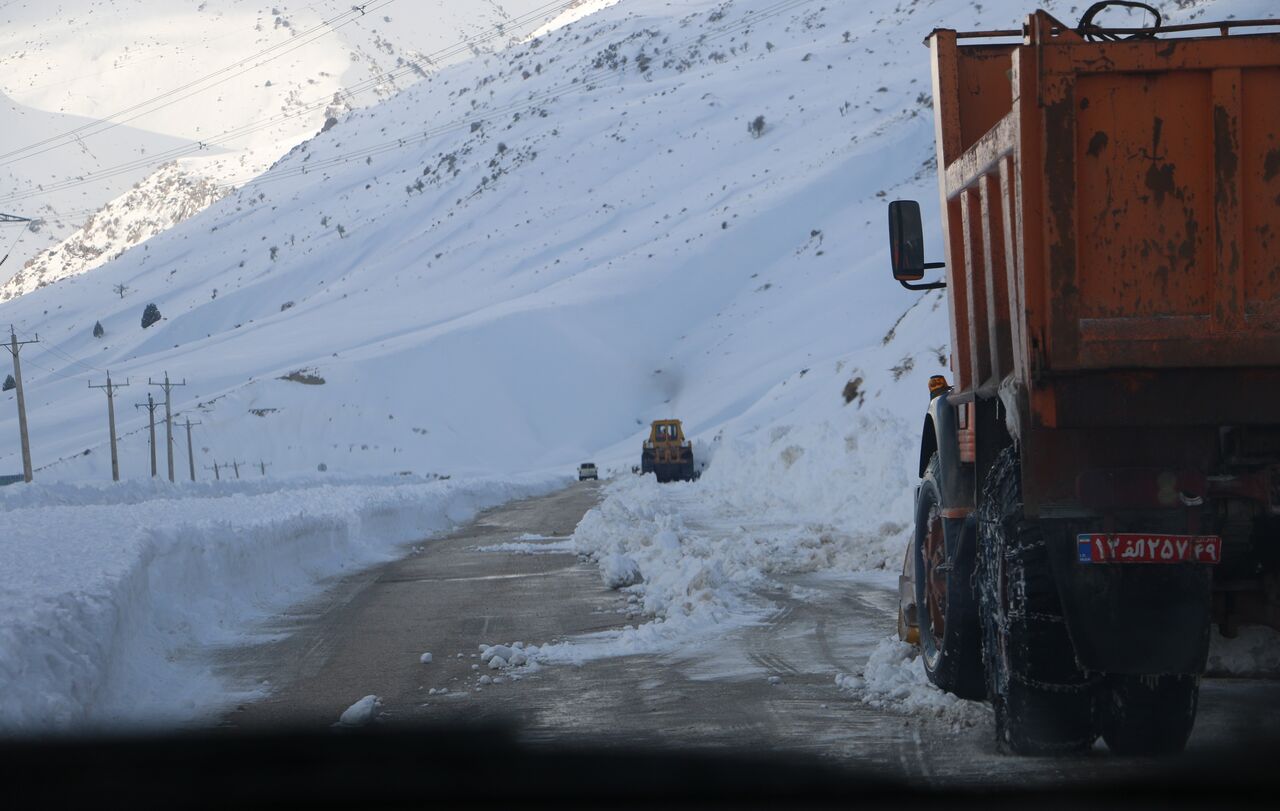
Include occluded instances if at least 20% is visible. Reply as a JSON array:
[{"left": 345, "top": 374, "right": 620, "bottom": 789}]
[{"left": 219, "top": 482, "right": 1280, "bottom": 787}]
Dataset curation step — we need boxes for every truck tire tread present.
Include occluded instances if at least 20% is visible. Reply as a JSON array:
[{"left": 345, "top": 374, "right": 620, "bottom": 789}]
[{"left": 979, "top": 446, "right": 1098, "bottom": 755}]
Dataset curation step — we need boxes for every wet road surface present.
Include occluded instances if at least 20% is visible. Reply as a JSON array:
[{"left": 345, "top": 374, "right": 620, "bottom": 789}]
[{"left": 219, "top": 482, "right": 1280, "bottom": 787}]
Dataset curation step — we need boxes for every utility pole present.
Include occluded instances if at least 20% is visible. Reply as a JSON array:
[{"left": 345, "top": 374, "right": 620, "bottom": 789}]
[
  {"left": 182, "top": 417, "right": 202, "bottom": 482},
  {"left": 88, "top": 372, "right": 129, "bottom": 482},
  {"left": 134, "top": 394, "right": 160, "bottom": 477},
  {"left": 5, "top": 325, "right": 38, "bottom": 483},
  {"left": 205, "top": 461, "right": 221, "bottom": 481},
  {"left": 258, "top": 460, "right": 272, "bottom": 477},
  {"left": 148, "top": 372, "right": 185, "bottom": 483}
]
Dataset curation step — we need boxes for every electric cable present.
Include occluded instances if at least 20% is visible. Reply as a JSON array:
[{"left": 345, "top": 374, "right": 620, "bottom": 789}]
[
  {"left": 0, "top": 1, "right": 398, "bottom": 166},
  {"left": 0, "top": 0, "right": 586, "bottom": 205}
]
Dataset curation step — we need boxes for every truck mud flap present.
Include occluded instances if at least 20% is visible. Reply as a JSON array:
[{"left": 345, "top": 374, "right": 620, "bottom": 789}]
[{"left": 1044, "top": 524, "right": 1212, "bottom": 675}]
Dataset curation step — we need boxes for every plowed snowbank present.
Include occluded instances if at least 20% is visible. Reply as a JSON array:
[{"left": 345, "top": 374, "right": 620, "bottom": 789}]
[{"left": 0, "top": 475, "right": 560, "bottom": 733}]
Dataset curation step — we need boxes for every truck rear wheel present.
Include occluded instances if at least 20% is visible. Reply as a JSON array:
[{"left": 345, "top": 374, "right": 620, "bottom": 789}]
[
  {"left": 1101, "top": 674, "right": 1199, "bottom": 756},
  {"left": 979, "top": 447, "right": 1097, "bottom": 755},
  {"left": 913, "top": 455, "right": 985, "bottom": 699}
]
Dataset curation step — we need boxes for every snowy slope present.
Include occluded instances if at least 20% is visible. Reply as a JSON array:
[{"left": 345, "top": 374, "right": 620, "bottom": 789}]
[
  {"left": 1, "top": 0, "right": 1262, "bottom": 486},
  {"left": 0, "top": 0, "right": 586, "bottom": 294}
]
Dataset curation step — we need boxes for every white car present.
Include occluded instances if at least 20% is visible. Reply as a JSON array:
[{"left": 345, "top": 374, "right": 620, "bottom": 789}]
[{"left": 578, "top": 462, "right": 598, "bottom": 481}]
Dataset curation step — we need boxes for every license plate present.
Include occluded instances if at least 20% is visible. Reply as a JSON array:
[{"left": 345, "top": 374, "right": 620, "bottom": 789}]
[{"left": 1077, "top": 533, "right": 1222, "bottom": 564}]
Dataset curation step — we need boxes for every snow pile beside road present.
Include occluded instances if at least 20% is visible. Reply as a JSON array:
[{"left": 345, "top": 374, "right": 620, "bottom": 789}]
[
  {"left": 836, "top": 636, "right": 990, "bottom": 729},
  {"left": 698, "top": 409, "right": 920, "bottom": 573},
  {"left": 538, "top": 473, "right": 891, "bottom": 663},
  {"left": 1208, "top": 628, "right": 1280, "bottom": 677},
  {"left": 0, "top": 475, "right": 559, "bottom": 734}
]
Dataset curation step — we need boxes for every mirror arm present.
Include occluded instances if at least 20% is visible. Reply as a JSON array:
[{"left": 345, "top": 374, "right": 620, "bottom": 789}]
[
  {"left": 898, "top": 262, "right": 946, "bottom": 291},
  {"left": 899, "top": 279, "right": 947, "bottom": 291}
]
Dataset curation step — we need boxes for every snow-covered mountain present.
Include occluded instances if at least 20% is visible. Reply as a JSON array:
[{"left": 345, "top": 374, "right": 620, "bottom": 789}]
[
  {"left": 0, "top": 0, "right": 1258, "bottom": 490},
  {"left": 5, "top": 0, "right": 1276, "bottom": 734},
  {"left": 0, "top": 0, "right": 590, "bottom": 297}
]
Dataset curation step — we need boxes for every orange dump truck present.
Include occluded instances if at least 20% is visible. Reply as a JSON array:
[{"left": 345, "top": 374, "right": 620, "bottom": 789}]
[{"left": 890, "top": 6, "right": 1280, "bottom": 754}]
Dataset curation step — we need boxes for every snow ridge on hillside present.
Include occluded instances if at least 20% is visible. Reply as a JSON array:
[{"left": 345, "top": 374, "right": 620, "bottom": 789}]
[
  {"left": 1, "top": 0, "right": 956, "bottom": 483},
  {"left": 0, "top": 0, "right": 581, "bottom": 295}
]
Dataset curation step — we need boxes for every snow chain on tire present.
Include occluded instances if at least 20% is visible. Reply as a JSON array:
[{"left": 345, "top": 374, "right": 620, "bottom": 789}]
[{"left": 977, "top": 446, "right": 1098, "bottom": 754}]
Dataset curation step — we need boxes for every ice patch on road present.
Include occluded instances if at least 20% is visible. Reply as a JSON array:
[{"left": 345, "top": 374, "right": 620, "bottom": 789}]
[{"left": 836, "top": 636, "right": 990, "bottom": 729}]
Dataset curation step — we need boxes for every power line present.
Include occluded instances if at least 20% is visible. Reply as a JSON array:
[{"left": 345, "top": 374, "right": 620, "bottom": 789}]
[
  {"left": 0, "top": 0, "right": 585, "bottom": 207},
  {"left": 0, "top": 225, "right": 26, "bottom": 268},
  {"left": 37, "top": 341, "right": 103, "bottom": 375},
  {"left": 200, "top": 0, "right": 820, "bottom": 194},
  {"left": 0, "top": 1, "right": 398, "bottom": 167},
  {"left": 6, "top": 0, "right": 364, "bottom": 94},
  {"left": 0, "top": 0, "right": 817, "bottom": 290},
  {"left": 20, "top": 358, "right": 84, "bottom": 385}
]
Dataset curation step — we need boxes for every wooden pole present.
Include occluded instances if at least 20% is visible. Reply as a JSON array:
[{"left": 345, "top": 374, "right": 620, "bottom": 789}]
[
  {"left": 89, "top": 373, "right": 130, "bottom": 482},
  {"left": 183, "top": 417, "right": 202, "bottom": 482},
  {"left": 5, "top": 326, "right": 38, "bottom": 483}
]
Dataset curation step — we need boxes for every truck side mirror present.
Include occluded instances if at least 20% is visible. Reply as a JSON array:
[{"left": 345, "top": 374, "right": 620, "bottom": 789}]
[
  {"left": 887, "top": 200, "right": 946, "bottom": 291},
  {"left": 888, "top": 200, "right": 925, "bottom": 281}
]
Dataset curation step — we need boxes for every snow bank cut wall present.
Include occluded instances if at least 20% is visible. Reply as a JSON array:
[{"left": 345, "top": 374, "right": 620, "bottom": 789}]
[{"left": 0, "top": 474, "right": 562, "bottom": 733}]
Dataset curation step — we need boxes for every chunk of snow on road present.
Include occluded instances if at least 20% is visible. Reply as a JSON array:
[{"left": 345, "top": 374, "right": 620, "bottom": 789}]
[
  {"left": 481, "top": 645, "right": 513, "bottom": 663},
  {"left": 478, "top": 538, "right": 577, "bottom": 555},
  {"left": 478, "top": 675, "right": 492, "bottom": 686},
  {"left": 601, "top": 554, "right": 643, "bottom": 589},
  {"left": 836, "top": 636, "right": 989, "bottom": 728},
  {"left": 338, "top": 695, "right": 382, "bottom": 727},
  {"left": 419, "top": 653, "right": 433, "bottom": 664},
  {"left": 480, "top": 643, "right": 533, "bottom": 670}
]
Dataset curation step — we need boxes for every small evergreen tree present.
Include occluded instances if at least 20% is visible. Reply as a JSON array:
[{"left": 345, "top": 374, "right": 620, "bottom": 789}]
[
  {"left": 748, "top": 115, "right": 766, "bottom": 138},
  {"left": 2, "top": 374, "right": 14, "bottom": 392},
  {"left": 93, "top": 320, "right": 105, "bottom": 338},
  {"left": 141, "top": 303, "right": 162, "bottom": 329}
]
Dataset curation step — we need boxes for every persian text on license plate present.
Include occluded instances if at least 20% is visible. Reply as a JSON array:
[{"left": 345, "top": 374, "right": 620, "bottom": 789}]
[{"left": 1077, "top": 533, "right": 1222, "bottom": 564}]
